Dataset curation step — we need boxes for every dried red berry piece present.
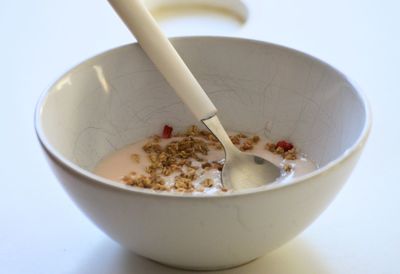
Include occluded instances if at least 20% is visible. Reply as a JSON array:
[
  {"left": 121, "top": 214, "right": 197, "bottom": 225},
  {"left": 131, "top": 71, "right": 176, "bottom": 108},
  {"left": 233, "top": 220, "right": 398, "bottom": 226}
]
[
  {"left": 162, "top": 125, "right": 173, "bottom": 138},
  {"left": 276, "top": 140, "right": 293, "bottom": 152}
]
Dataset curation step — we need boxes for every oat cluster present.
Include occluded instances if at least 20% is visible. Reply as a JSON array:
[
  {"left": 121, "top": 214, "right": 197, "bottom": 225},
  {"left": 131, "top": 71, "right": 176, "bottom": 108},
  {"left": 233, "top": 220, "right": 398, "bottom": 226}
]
[
  {"left": 228, "top": 133, "right": 261, "bottom": 151},
  {"left": 122, "top": 125, "right": 228, "bottom": 192}
]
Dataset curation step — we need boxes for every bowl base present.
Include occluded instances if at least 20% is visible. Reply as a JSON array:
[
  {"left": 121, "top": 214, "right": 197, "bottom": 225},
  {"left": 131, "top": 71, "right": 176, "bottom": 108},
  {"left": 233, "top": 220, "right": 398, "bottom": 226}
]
[{"left": 148, "top": 255, "right": 260, "bottom": 271}]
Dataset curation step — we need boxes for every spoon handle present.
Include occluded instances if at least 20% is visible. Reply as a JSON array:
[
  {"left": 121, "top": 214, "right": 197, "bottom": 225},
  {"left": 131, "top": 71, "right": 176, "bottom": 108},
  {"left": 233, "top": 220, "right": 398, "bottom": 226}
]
[{"left": 108, "top": 0, "right": 217, "bottom": 121}]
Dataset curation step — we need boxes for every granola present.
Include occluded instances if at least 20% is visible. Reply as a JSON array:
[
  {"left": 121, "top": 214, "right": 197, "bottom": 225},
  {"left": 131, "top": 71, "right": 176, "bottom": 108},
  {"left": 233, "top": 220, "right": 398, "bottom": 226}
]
[{"left": 94, "top": 125, "right": 316, "bottom": 194}]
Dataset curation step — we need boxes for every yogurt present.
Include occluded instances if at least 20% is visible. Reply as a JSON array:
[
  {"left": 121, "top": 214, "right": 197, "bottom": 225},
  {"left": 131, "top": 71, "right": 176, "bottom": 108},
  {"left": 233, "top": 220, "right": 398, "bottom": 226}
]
[{"left": 94, "top": 126, "right": 316, "bottom": 194}]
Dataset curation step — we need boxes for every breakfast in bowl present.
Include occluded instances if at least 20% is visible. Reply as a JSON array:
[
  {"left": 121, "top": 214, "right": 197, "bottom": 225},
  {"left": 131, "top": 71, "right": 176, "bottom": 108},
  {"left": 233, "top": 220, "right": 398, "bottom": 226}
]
[{"left": 35, "top": 36, "right": 370, "bottom": 270}]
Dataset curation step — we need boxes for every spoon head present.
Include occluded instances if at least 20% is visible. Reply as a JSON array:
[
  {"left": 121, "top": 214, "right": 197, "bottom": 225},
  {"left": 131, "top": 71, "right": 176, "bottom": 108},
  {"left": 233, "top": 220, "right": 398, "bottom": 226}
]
[
  {"left": 201, "top": 115, "right": 280, "bottom": 190},
  {"left": 222, "top": 154, "right": 281, "bottom": 190}
]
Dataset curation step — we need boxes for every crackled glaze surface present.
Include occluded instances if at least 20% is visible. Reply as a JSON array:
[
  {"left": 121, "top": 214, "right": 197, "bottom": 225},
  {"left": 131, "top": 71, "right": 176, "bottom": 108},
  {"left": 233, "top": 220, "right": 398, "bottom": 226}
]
[{"left": 42, "top": 38, "right": 365, "bottom": 174}]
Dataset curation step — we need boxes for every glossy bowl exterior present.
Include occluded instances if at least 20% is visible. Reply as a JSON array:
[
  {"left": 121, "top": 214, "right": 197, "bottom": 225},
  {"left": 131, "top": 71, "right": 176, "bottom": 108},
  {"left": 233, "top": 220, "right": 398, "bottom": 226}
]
[{"left": 35, "top": 37, "right": 370, "bottom": 270}]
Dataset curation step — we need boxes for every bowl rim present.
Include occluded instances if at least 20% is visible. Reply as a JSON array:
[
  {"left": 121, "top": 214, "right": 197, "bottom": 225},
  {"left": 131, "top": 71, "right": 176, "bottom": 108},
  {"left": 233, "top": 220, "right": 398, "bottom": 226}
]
[{"left": 34, "top": 36, "right": 372, "bottom": 199}]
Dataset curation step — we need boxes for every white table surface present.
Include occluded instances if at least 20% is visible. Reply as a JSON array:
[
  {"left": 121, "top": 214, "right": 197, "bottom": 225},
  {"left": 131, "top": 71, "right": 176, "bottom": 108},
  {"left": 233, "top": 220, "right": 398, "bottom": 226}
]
[{"left": 1, "top": 1, "right": 399, "bottom": 273}]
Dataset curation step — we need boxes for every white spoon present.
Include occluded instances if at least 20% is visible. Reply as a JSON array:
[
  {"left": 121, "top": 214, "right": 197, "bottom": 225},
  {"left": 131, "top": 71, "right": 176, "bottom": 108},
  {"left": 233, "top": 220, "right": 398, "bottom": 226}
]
[{"left": 108, "top": 0, "right": 280, "bottom": 190}]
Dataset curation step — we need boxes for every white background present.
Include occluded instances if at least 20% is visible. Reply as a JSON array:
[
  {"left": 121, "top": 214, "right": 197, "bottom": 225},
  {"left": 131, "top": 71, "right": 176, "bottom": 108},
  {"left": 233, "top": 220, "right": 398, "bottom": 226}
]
[{"left": 1, "top": 0, "right": 399, "bottom": 273}]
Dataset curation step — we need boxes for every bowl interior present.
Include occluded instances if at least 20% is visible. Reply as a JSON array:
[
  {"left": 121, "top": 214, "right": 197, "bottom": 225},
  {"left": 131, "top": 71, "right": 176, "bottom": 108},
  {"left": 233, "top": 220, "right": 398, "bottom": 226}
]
[{"left": 38, "top": 37, "right": 367, "bottom": 175}]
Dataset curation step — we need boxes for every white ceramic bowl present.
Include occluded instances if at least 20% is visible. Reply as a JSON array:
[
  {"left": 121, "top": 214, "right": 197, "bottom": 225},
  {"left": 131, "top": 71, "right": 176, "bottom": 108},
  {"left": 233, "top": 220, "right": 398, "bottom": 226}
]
[{"left": 35, "top": 37, "right": 371, "bottom": 270}]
